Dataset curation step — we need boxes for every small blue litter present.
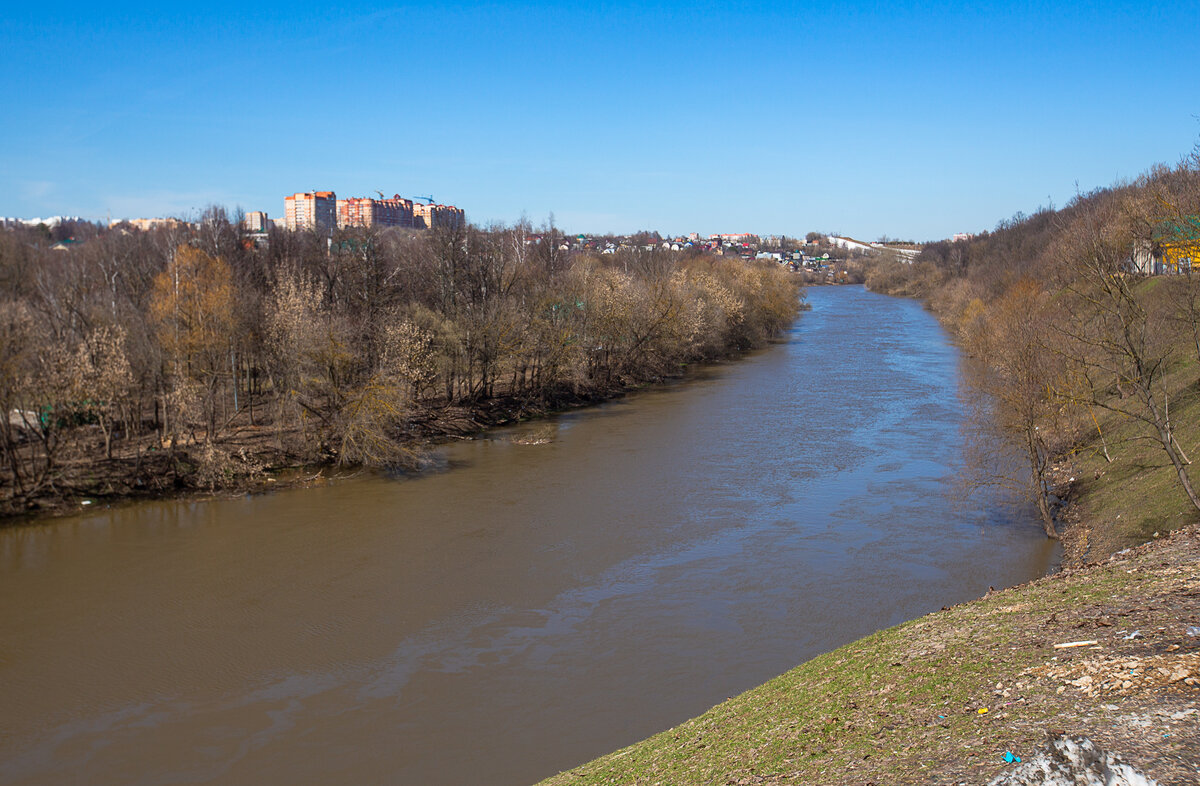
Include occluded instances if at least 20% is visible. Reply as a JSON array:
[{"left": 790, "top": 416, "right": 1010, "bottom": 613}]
[{"left": 1003, "top": 751, "right": 1021, "bottom": 764}]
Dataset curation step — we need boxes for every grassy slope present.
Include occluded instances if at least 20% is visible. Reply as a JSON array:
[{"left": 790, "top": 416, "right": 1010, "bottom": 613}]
[{"left": 1061, "top": 352, "right": 1200, "bottom": 562}]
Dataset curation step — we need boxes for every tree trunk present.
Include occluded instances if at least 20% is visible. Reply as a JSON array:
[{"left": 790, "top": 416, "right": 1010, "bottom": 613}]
[
  {"left": 100, "top": 416, "right": 112, "bottom": 460},
  {"left": 1158, "top": 423, "right": 1200, "bottom": 512},
  {"left": 1026, "top": 427, "right": 1059, "bottom": 539}
]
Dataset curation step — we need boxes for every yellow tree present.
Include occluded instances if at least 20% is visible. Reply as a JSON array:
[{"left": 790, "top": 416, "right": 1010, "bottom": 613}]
[{"left": 149, "top": 245, "right": 234, "bottom": 443}]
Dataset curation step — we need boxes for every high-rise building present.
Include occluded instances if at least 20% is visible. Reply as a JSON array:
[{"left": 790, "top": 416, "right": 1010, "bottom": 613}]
[
  {"left": 284, "top": 191, "right": 336, "bottom": 232},
  {"left": 284, "top": 190, "right": 462, "bottom": 232},
  {"left": 413, "top": 203, "right": 465, "bottom": 229},
  {"left": 243, "top": 211, "right": 270, "bottom": 232},
  {"left": 412, "top": 203, "right": 433, "bottom": 229},
  {"left": 336, "top": 195, "right": 414, "bottom": 228}
]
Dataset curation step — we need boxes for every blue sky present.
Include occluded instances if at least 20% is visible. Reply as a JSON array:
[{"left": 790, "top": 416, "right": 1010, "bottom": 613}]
[{"left": 3, "top": 1, "right": 1198, "bottom": 240}]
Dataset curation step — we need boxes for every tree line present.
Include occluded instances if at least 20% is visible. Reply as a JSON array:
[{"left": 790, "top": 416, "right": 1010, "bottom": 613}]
[
  {"left": 0, "top": 214, "right": 803, "bottom": 512},
  {"left": 865, "top": 152, "right": 1200, "bottom": 538}
]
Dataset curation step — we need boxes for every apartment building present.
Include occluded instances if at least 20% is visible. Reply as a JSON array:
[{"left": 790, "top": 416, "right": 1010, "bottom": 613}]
[
  {"left": 284, "top": 191, "right": 336, "bottom": 232},
  {"left": 280, "top": 190, "right": 461, "bottom": 232},
  {"left": 413, "top": 203, "right": 465, "bottom": 229},
  {"left": 336, "top": 195, "right": 414, "bottom": 229},
  {"left": 243, "top": 211, "right": 270, "bottom": 232},
  {"left": 412, "top": 203, "right": 434, "bottom": 229}
]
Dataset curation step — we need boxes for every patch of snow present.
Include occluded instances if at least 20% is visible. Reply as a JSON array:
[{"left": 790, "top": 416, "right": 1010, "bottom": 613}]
[{"left": 988, "top": 735, "right": 1158, "bottom": 786}]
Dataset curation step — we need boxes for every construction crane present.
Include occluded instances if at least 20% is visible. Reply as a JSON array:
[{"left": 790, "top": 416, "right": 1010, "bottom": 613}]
[
  {"left": 376, "top": 190, "right": 386, "bottom": 200},
  {"left": 411, "top": 195, "right": 434, "bottom": 205}
]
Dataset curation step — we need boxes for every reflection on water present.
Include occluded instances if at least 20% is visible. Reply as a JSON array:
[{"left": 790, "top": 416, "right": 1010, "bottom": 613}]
[{"left": 0, "top": 285, "right": 1058, "bottom": 786}]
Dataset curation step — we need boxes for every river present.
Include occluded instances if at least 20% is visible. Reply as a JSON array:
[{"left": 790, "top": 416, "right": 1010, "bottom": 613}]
[{"left": 0, "top": 285, "right": 1058, "bottom": 785}]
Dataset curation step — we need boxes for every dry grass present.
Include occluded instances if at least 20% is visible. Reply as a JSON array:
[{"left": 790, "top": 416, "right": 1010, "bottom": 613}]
[{"left": 1058, "top": 353, "right": 1200, "bottom": 564}]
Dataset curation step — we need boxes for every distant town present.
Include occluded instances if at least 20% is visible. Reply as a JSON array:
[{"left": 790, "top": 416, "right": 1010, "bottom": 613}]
[
  {"left": 0, "top": 192, "right": 930, "bottom": 276},
  {"left": 0, "top": 189, "right": 467, "bottom": 236},
  {"left": 0, "top": 190, "right": 949, "bottom": 288},
  {"left": 0, "top": 190, "right": 949, "bottom": 261}
]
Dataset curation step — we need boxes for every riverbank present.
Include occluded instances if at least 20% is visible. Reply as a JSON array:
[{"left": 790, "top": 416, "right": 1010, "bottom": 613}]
[
  {"left": 862, "top": 276, "right": 1200, "bottom": 566},
  {"left": 1, "top": 221, "right": 806, "bottom": 524},
  {"left": 0, "top": 375, "right": 707, "bottom": 525},
  {"left": 1052, "top": 354, "right": 1200, "bottom": 567},
  {"left": 538, "top": 522, "right": 1200, "bottom": 785}
]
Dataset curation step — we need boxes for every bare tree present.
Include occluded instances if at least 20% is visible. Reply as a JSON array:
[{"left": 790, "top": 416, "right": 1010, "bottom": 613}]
[{"left": 73, "top": 325, "right": 135, "bottom": 458}]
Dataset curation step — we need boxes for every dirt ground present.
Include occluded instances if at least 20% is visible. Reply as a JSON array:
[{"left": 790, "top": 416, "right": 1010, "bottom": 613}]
[{"left": 922, "top": 528, "right": 1200, "bottom": 785}]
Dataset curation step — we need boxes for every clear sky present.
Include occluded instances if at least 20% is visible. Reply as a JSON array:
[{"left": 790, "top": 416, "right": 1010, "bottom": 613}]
[{"left": 3, "top": 1, "right": 1198, "bottom": 241}]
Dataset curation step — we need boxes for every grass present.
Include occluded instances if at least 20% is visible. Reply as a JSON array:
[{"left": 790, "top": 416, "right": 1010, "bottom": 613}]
[{"left": 1062, "top": 351, "right": 1200, "bottom": 561}]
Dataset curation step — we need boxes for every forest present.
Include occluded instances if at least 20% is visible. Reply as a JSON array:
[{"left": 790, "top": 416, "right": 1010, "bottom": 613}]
[
  {"left": 0, "top": 217, "right": 803, "bottom": 516},
  {"left": 865, "top": 151, "right": 1200, "bottom": 546}
]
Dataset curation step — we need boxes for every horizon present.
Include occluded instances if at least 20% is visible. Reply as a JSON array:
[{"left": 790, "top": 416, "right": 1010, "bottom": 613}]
[
  {"left": 3, "top": 1, "right": 1198, "bottom": 242},
  {"left": 0, "top": 213, "right": 926, "bottom": 246}
]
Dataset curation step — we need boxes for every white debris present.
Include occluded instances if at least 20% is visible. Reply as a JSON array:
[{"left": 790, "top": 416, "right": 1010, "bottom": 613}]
[{"left": 988, "top": 736, "right": 1158, "bottom": 786}]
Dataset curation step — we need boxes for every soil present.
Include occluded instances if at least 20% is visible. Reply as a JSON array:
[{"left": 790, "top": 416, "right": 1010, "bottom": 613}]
[{"left": 916, "top": 529, "right": 1200, "bottom": 785}]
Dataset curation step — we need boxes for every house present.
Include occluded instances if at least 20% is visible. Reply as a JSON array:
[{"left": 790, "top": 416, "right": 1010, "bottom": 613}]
[
  {"left": 1131, "top": 218, "right": 1200, "bottom": 275},
  {"left": 1158, "top": 218, "right": 1200, "bottom": 272}
]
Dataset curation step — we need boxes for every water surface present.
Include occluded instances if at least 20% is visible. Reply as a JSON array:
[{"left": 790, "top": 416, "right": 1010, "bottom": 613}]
[{"left": 0, "top": 285, "right": 1057, "bottom": 785}]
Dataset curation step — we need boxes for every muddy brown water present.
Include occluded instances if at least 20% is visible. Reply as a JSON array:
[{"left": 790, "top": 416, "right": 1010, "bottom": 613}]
[{"left": 0, "top": 285, "right": 1058, "bottom": 785}]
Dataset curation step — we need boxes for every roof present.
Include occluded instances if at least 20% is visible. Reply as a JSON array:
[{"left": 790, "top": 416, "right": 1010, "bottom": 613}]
[{"left": 1154, "top": 217, "right": 1200, "bottom": 243}]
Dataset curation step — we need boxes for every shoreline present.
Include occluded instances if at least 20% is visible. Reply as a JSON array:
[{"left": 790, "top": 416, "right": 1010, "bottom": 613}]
[{"left": 0, "top": 352, "right": 760, "bottom": 528}]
